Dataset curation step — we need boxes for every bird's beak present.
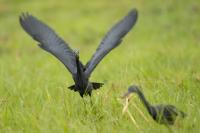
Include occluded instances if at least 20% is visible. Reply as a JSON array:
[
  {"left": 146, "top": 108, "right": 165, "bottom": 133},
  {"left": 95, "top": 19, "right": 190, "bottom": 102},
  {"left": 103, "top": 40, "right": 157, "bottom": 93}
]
[
  {"left": 121, "top": 91, "right": 132, "bottom": 99},
  {"left": 122, "top": 97, "right": 130, "bottom": 114}
]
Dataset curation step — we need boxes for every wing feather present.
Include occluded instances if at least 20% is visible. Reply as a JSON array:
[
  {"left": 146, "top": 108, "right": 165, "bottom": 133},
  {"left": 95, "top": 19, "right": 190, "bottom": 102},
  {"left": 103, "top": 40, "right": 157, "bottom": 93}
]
[
  {"left": 85, "top": 9, "right": 138, "bottom": 77},
  {"left": 19, "top": 13, "right": 77, "bottom": 75}
]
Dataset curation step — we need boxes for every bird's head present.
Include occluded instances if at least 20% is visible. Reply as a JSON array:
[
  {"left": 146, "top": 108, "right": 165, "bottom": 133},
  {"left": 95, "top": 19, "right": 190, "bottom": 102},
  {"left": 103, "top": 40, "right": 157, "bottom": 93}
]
[
  {"left": 128, "top": 85, "right": 140, "bottom": 93},
  {"left": 73, "top": 49, "right": 79, "bottom": 59},
  {"left": 121, "top": 85, "right": 139, "bottom": 99}
]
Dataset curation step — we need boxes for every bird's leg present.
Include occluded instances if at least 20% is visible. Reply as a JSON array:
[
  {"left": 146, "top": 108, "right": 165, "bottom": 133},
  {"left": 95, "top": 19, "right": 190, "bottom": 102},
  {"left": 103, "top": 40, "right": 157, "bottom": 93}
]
[
  {"left": 82, "top": 96, "right": 87, "bottom": 106},
  {"left": 89, "top": 95, "right": 93, "bottom": 107},
  {"left": 83, "top": 99, "right": 86, "bottom": 106}
]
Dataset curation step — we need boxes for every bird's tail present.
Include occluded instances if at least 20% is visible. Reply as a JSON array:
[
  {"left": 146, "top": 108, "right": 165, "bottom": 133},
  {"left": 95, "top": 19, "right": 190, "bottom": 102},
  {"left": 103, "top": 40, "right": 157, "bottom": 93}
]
[
  {"left": 92, "top": 82, "right": 104, "bottom": 90},
  {"left": 68, "top": 85, "right": 77, "bottom": 91},
  {"left": 68, "top": 82, "right": 103, "bottom": 91}
]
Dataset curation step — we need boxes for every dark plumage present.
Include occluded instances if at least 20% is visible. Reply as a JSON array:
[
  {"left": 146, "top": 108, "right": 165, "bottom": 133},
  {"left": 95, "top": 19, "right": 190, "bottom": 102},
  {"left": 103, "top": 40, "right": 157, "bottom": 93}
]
[
  {"left": 125, "top": 85, "right": 186, "bottom": 125},
  {"left": 19, "top": 9, "right": 138, "bottom": 97}
]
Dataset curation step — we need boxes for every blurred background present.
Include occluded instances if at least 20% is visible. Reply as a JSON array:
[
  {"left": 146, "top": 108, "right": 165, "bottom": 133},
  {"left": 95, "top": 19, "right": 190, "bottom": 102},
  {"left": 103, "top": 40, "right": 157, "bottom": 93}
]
[{"left": 0, "top": 0, "right": 200, "bottom": 132}]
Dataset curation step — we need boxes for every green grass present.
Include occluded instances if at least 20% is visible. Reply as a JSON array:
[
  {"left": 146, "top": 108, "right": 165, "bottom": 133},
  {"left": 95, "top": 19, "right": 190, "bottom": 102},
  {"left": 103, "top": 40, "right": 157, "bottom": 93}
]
[{"left": 0, "top": 0, "right": 200, "bottom": 132}]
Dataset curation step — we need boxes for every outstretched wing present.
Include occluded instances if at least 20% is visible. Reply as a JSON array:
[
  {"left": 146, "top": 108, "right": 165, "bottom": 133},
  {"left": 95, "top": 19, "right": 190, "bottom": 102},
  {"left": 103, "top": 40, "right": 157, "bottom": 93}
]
[
  {"left": 19, "top": 13, "right": 77, "bottom": 75},
  {"left": 85, "top": 9, "right": 138, "bottom": 77}
]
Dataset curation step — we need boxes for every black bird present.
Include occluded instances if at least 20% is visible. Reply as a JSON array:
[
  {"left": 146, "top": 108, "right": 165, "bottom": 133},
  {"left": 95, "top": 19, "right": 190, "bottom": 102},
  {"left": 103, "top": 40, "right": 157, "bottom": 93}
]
[
  {"left": 19, "top": 9, "right": 138, "bottom": 97},
  {"left": 124, "top": 85, "right": 186, "bottom": 125}
]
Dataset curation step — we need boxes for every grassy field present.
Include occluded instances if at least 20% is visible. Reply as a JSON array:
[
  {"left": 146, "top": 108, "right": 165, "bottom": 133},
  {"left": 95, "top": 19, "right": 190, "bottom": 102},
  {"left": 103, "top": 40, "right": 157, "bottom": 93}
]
[{"left": 0, "top": 0, "right": 200, "bottom": 132}]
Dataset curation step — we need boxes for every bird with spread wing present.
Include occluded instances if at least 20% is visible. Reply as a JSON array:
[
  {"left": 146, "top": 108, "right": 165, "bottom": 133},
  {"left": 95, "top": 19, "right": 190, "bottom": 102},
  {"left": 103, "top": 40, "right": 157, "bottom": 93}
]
[{"left": 19, "top": 9, "right": 138, "bottom": 97}]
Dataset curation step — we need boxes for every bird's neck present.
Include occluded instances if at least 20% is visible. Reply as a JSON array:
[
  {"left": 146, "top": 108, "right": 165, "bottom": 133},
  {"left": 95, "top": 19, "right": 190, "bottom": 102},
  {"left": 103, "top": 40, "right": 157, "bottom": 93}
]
[
  {"left": 136, "top": 89, "right": 153, "bottom": 115},
  {"left": 75, "top": 55, "right": 83, "bottom": 75}
]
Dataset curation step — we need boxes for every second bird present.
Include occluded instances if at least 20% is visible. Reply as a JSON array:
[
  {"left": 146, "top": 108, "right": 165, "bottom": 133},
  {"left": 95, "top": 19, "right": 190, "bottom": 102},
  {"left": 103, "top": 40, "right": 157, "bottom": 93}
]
[
  {"left": 124, "top": 85, "right": 186, "bottom": 125},
  {"left": 19, "top": 9, "right": 138, "bottom": 97}
]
